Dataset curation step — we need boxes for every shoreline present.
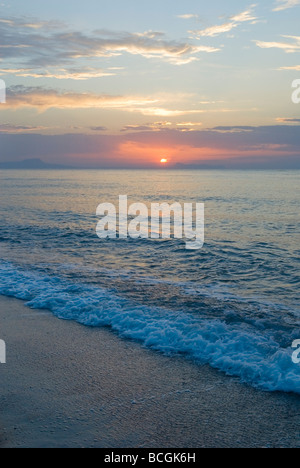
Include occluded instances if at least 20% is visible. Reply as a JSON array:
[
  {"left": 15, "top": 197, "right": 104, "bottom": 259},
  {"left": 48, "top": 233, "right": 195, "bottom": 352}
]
[{"left": 0, "top": 295, "right": 299, "bottom": 448}]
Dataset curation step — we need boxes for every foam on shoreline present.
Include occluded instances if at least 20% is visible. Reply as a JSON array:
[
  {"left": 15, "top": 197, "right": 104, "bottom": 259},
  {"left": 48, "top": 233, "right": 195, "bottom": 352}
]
[{"left": 0, "top": 261, "right": 299, "bottom": 394}]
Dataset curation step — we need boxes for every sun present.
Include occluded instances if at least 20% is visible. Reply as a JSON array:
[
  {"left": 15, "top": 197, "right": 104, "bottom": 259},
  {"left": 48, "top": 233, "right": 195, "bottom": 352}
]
[{"left": 160, "top": 158, "right": 168, "bottom": 164}]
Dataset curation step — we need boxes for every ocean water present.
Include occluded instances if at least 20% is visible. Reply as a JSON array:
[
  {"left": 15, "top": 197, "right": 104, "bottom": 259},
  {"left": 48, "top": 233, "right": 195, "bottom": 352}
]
[{"left": 0, "top": 169, "right": 299, "bottom": 394}]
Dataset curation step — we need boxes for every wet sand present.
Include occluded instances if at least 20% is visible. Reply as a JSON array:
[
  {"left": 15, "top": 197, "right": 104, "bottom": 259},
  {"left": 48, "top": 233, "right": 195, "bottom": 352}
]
[{"left": 0, "top": 295, "right": 299, "bottom": 448}]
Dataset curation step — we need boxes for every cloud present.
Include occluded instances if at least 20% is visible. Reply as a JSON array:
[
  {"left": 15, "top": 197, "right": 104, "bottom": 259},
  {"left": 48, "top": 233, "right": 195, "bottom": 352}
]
[
  {"left": 0, "top": 16, "right": 219, "bottom": 77},
  {"left": 0, "top": 67, "right": 117, "bottom": 80},
  {"left": 4, "top": 85, "right": 159, "bottom": 111},
  {"left": 255, "top": 35, "right": 300, "bottom": 53},
  {"left": 276, "top": 117, "right": 300, "bottom": 123},
  {"left": 0, "top": 124, "right": 47, "bottom": 133},
  {"left": 0, "top": 17, "right": 65, "bottom": 30},
  {"left": 279, "top": 65, "right": 300, "bottom": 70},
  {"left": 1, "top": 85, "right": 255, "bottom": 117},
  {"left": 121, "top": 125, "right": 158, "bottom": 132},
  {"left": 3, "top": 86, "right": 208, "bottom": 117},
  {"left": 176, "top": 122, "right": 203, "bottom": 127},
  {"left": 130, "top": 108, "right": 205, "bottom": 117},
  {"left": 121, "top": 121, "right": 180, "bottom": 132},
  {"left": 0, "top": 125, "right": 299, "bottom": 169},
  {"left": 190, "top": 6, "right": 258, "bottom": 38},
  {"left": 177, "top": 14, "right": 199, "bottom": 20},
  {"left": 89, "top": 126, "right": 108, "bottom": 132},
  {"left": 120, "top": 121, "right": 203, "bottom": 133},
  {"left": 209, "top": 126, "right": 255, "bottom": 133},
  {"left": 273, "top": 0, "right": 300, "bottom": 11}
]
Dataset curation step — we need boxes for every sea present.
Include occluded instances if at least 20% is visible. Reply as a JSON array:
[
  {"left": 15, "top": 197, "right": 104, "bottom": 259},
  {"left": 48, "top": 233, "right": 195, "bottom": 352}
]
[{"left": 0, "top": 169, "right": 299, "bottom": 394}]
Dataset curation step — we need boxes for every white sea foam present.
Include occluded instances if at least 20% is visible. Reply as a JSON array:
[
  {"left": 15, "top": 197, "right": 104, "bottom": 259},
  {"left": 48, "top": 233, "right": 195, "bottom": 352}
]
[{"left": 0, "top": 261, "right": 299, "bottom": 394}]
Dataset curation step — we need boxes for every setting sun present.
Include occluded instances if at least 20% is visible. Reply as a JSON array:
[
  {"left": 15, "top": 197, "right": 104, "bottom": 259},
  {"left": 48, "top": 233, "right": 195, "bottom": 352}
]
[{"left": 160, "top": 158, "right": 168, "bottom": 164}]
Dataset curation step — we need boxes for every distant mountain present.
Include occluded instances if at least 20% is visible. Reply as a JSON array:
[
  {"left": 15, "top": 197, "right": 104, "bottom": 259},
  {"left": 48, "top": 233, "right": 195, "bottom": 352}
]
[{"left": 0, "top": 158, "right": 72, "bottom": 169}]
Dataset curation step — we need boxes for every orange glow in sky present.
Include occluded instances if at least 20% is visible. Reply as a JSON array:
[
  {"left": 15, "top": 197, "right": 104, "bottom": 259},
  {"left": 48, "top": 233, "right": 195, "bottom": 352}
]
[{"left": 1, "top": 2, "right": 300, "bottom": 170}]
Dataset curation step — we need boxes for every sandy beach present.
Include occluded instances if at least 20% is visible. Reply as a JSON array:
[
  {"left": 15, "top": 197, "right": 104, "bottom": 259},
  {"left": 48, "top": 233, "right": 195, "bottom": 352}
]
[{"left": 0, "top": 295, "right": 299, "bottom": 448}]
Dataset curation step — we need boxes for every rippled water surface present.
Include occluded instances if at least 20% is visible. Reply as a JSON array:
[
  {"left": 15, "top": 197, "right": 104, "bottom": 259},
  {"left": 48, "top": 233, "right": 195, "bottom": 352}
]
[{"left": 0, "top": 170, "right": 299, "bottom": 393}]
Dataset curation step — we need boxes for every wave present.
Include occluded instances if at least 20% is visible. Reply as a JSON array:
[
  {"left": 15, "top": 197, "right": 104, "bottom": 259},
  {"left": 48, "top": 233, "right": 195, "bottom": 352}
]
[{"left": 0, "top": 261, "right": 299, "bottom": 394}]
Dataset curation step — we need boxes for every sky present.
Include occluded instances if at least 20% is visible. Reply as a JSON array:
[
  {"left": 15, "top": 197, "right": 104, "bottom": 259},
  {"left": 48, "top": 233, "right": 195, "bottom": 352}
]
[{"left": 0, "top": 0, "right": 300, "bottom": 168}]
